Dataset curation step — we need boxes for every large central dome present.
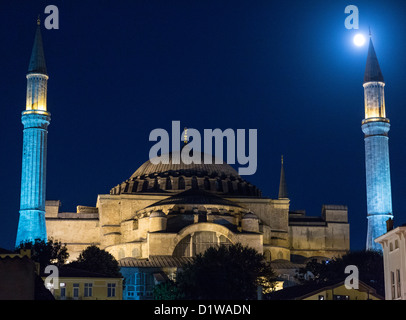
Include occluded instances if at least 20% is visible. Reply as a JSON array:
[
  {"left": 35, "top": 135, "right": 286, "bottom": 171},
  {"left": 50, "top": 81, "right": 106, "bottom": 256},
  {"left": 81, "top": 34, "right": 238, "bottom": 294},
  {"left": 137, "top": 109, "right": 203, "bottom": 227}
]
[
  {"left": 131, "top": 152, "right": 240, "bottom": 179},
  {"left": 110, "top": 151, "right": 261, "bottom": 197}
]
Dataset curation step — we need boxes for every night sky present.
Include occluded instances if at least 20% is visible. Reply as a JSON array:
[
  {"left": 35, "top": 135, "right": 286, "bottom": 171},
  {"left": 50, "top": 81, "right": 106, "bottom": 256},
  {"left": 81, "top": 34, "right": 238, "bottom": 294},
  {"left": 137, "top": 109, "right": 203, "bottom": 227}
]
[{"left": 1, "top": 0, "right": 406, "bottom": 252}]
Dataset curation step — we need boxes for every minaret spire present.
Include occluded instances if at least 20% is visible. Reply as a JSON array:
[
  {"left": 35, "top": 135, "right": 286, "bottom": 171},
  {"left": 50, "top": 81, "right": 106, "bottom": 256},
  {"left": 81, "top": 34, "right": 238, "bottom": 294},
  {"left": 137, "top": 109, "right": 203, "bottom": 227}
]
[
  {"left": 361, "top": 34, "right": 393, "bottom": 252},
  {"left": 16, "top": 19, "right": 51, "bottom": 247},
  {"left": 364, "top": 37, "right": 384, "bottom": 85},
  {"left": 278, "top": 155, "right": 288, "bottom": 199},
  {"left": 28, "top": 16, "right": 47, "bottom": 76}
]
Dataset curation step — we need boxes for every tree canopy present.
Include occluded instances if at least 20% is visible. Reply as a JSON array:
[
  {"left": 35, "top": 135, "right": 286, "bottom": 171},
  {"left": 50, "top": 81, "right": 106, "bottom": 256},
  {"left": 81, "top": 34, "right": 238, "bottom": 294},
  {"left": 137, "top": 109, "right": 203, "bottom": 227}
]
[
  {"left": 15, "top": 238, "right": 69, "bottom": 272},
  {"left": 295, "top": 250, "right": 384, "bottom": 296},
  {"left": 175, "top": 243, "right": 276, "bottom": 300},
  {"left": 69, "top": 245, "right": 122, "bottom": 277}
]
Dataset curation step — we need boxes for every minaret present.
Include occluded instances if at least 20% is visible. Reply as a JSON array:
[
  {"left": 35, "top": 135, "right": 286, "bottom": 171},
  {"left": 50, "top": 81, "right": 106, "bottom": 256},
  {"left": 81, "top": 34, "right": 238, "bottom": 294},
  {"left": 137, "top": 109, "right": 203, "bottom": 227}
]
[
  {"left": 15, "top": 18, "right": 51, "bottom": 246},
  {"left": 361, "top": 36, "right": 393, "bottom": 251},
  {"left": 278, "top": 155, "right": 288, "bottom": 199}
]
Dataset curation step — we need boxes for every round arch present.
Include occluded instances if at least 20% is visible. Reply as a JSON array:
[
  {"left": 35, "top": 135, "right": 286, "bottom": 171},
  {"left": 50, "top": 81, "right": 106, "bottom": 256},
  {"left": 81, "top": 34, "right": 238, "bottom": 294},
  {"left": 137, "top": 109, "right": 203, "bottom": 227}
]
[{"left": 171, "top": 223, "right": 236, "bottom": 257}]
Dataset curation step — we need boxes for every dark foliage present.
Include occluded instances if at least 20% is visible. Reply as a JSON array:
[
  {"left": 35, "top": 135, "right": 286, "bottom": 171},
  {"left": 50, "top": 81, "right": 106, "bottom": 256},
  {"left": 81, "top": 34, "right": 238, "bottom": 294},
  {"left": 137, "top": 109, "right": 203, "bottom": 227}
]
[
  {"left": 296, "top": 250, "right": 384, "bottom": 296},
  {"left": 69, "top": 245, "right": 122, "bottom": 277},
  {"left": 15, "top": 238, "right": 69, "bottom": 272},
  {"left": 176, "top": 243, "right": 276, "bottom": 300}
]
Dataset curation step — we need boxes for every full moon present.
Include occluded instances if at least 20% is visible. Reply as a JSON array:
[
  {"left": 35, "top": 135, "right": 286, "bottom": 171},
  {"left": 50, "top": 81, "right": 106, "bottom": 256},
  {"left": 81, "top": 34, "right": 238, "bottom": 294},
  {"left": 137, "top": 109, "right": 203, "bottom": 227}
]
[{"left": 353, "top": 33, "right": 366, "bottom": 47}]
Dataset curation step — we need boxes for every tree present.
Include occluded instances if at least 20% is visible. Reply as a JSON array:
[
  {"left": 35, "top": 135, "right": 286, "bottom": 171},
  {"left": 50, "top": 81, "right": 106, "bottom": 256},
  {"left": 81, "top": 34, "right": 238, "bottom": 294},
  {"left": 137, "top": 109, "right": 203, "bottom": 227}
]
[
  {"left": 153, "top": 280, "right": 184, "bottom": 300},
  {"left": 15, "top": 238, "right": 69, "bottom": 272},
  {"left": 176, "top": 243, "right": 276, "bottom": 300},
  {"left": 69, "top": 245, "right": 122, "bottom": 277},
  {"left": 296, "top": 250, "right": 384, "bottom": 296}
]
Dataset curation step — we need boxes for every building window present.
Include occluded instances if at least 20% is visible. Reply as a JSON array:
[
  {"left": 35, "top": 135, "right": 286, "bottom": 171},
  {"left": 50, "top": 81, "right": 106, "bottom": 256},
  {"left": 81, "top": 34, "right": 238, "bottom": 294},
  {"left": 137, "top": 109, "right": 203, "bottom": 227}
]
[
  {"left": 391, "top": 272, "right": 396, "bottom": 299},
  {"left": 318, "top": 295, "right": 325, "bottom": 300},
  {"left": 204, "top": 178, "right": 210, "bottom": 190},
  {"left": 60, "top": 287, "right": 66, "bottom": 300},
  {"left": 192, "top": 176, "right": 198, "bottom": 189},
  {"left": 84, "top": 283, "right": 93, "bottom": 297},
  {"left": 333, "top": 295, "right": 349, "bottom": 300},
  {"left": 395, "top": 240, "right": 399, "bottom": 249},
  {"left": 166, "top": 177, "right": 172, "bottom": 190},
  {"left": 108, "top": 283, "right": 116, "bottom": 297},
  {"left": 73, "top": 283, "right": 80, "bottom": 299},
  {"left": 134, "top": 273, "right": 154, "bottom": 298},
  {"left": 178, "top": 177, "right": 185, "bottom": 190},
  {"left": 215, "top": 179, "right": 223, "bottom": 192},
  {"left": 173, "top": 231, "right": 232, "bottom": 257},
  {"left": 397, "top": 269, "right": 401, "bottom": 298}
]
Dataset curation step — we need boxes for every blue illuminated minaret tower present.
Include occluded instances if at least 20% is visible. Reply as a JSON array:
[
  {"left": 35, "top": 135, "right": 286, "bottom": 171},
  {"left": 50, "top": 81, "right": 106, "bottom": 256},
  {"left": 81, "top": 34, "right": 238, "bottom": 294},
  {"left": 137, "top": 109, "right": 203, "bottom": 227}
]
[
  {"left": 362, "top": 35, "right": 393, "bottom": 251},
  {"left": 15, "top": 18, "right": 51, "bottom": 246}
]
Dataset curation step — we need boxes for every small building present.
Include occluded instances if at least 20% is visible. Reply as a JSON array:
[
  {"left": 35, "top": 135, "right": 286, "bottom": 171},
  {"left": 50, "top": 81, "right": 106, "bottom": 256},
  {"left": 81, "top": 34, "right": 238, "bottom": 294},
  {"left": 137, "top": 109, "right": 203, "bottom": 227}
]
[
  {"left": 266, "top": 279, "right": 383, "bottom": 300},
  {"left": 42, "top": 267, "right": 123, "bottom": 300},
  {"left": 120, "top": 256, "right": 192, "bottom": 300},
  {"left": 0, "top": 248, "right": 53, "bottom": 300},
  {"left": 375, "top": 221, "right": 406, "bottom": 300}
]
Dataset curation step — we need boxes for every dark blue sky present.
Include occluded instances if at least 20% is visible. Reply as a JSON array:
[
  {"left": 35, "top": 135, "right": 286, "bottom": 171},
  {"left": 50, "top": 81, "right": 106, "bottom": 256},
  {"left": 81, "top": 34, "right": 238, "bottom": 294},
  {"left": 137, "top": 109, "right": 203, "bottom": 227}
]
[{"left": 1, "top": 0, "right": 406, "bottom": 251}]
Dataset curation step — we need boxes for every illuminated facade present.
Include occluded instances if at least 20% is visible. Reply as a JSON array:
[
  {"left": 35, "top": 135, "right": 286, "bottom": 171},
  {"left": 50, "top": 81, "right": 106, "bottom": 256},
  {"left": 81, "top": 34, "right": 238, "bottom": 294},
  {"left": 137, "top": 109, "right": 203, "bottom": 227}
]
[
  {"left": 375, "top": 225, "right": 406, "bottom": 300},
  {"left": 362, "top": 37, "right": 393, "bottom": 251},
  {"left": 15, "top": 20, "right": 50, "bottom": 246},
  {"left": 14, "top": 19, "right": 351, "bottom": 300}
]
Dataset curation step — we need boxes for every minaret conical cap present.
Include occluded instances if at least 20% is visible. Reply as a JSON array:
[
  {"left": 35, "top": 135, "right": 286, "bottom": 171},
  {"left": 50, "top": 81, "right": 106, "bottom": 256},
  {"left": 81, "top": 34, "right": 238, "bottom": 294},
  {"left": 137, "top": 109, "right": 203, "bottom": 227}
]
[
  {"left": 364, "top": 37, "right": 383, "bottom": 84},
  {"left": 27, "top": 18, "right": 47, "bottom": 75},
  {"left": 278, "top": 155, "right": 288, "bottom": 199}
]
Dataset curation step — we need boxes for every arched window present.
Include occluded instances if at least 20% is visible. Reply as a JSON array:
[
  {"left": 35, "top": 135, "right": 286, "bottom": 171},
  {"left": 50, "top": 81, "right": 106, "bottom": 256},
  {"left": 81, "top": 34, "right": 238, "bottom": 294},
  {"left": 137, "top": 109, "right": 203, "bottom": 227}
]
[
  {"left": 264, "top": 250, "right": 271, "bottom": 262},
  {"left": 192, "top": 176, "right": 198, "bottom": 189},
  {"left": 215, "top": 179, "right": 223, "bottom": 192},
  {"left": 131, "top": 181, "right": 139, "bottom": 193},
  {"left": 227, "top": 181, "right": 233, "bottom": 193},
  {"left": 173, "top": 231, "right": 232, "bottom": 257},
  {"left": 166, "top": 177, "right": 172, "bottom": 190},
  {"left": 204, "top": 178, "right": 210, "bottom": 190},
  {"left": 178, "top": 177, "right": 185, "bottom": 190}
]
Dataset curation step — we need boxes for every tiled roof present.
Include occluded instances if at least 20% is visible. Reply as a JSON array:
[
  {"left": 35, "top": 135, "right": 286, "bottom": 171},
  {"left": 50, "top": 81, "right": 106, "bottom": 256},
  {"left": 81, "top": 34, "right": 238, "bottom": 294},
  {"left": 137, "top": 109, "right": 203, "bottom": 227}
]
[
  {"left": 270, "top": 259, "right": 305, "bottom": 270},
  {"left": 119, "top": 256, "right": 193, "bottom": 268},
  {"left": 146, "top": 189, "right": 242, "bottom": 208}
]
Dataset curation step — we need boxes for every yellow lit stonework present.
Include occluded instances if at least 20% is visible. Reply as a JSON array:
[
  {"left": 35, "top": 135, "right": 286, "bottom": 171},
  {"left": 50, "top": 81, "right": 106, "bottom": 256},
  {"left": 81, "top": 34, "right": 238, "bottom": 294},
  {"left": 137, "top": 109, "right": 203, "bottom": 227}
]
[
  {"left": 363, "top": 81, "right": 386, "bottom": 120},
  {"left": 26, "top": 73, "right": 48, "bottom": 112}
]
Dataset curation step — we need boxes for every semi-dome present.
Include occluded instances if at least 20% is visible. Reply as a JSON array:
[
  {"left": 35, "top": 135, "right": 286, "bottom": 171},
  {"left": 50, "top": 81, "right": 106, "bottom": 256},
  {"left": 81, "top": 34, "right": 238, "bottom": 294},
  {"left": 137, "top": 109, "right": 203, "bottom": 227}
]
[{"left": 110, "top": 151, "right": 261, "bottom": 197}]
